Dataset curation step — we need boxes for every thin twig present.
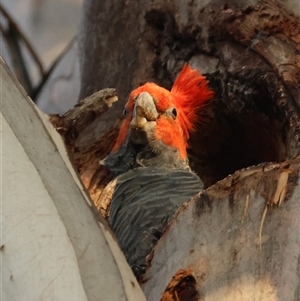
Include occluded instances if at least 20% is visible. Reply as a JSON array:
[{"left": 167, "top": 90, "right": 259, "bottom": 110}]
[
  {"left": 4, "top": 24, "right": 34, "bottom": 93},
  {"left": 0, "top": 4, "right": 44, "bottom": 76},
  {"left": 31, "top": 37, "right": 76, "bottom": 100}
]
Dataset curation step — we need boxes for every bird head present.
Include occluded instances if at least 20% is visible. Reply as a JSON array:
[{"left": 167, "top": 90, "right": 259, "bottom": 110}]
[{"left": 103, "top": 64, "right": 214, "bottom": 173}]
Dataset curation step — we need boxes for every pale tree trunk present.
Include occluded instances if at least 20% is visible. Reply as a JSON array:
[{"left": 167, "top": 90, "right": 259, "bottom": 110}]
[{"left": 1, "top": 59, "right": 146, "bottom": 301}]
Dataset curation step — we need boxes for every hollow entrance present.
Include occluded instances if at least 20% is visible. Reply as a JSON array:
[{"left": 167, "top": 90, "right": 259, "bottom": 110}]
[
  {"left": 188, "top": 72, "right": 296, "bottom": 187},
  {"left": 141, "top": 7, "right": 300, "bottom": 189},
  {"left": 189, "top": 112, "right": 288, "bottom": 187}
]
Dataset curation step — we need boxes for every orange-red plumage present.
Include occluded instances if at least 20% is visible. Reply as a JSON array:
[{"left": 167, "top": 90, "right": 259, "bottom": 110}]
[
  {"left": 107, "top": 65, "right": 212, "bottom": 277},
  {"left": 171, "top": 64, "right": 214, "bottom": 138},
  {"left": 113, "top": 63, "right": 214, "bottom": 155},
  {"left": 155, "top": 116, "right": 187, "bottom": 158}
]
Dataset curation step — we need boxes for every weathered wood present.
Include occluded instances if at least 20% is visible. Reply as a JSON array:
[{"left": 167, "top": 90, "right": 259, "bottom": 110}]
[
  {"left": 142, "top": 157, "right": 300, "bottom": 301},
  {"left": 3, "top": 0, "right": 300, "bottom": 300},
  {"left": 74, "top": 1, "right": 300, "bottom": 299},
  {"left": 49, "top": 88, "right": 121, "bottom": 201},
  {"left": 49, "top": 0, "right": 300, "bottom": 300},
  {"left": 212, "top": 1, "right": 300, "bottom": 106},
  {"left": 76, "top": 0, "right": 300, "bottom": 192},
  {"left": 49, "top": 88, "right": 118, "bottom": 153}
]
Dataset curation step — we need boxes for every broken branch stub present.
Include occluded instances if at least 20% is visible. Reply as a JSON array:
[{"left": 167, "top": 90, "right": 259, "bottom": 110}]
[{"left": 49, "top": 88, "right": 122, "bottom": 204}]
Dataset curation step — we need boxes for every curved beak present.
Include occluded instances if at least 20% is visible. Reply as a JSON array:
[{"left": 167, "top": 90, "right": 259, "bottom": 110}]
[{"left": 130, "top": 92, "right": 158, "bottom": 128}]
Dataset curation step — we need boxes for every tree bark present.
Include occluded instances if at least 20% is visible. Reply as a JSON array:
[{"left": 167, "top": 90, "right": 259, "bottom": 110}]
[
  {"left": 142, "top": 158, "right": 300, "bottom": 301},
  {"left": 75, "top": 0, "right": 300, "bottom": 299},
  {"left": 75, "top": 0, "right": 300, "bottom": 194}
]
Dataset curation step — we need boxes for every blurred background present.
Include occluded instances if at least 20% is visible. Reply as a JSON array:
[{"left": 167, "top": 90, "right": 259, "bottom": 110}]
[{"left": 0, "top": 0, "right": 83, "bottom": 113}]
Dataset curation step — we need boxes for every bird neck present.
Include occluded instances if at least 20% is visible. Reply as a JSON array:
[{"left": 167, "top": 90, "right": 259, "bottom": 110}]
[
  {"left": 102, "top": 134, "right": 190, "bottom": 176},
  {"left": 135, "top": 143, "right": 190, "bottom": 170}
]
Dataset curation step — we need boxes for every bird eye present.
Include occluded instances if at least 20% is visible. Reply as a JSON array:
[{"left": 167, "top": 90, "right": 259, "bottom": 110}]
[
  {"left": 165, "top": 107, "right": 177, "bottom": 119},
  {"left": 123, "top": 108, "right": 128, "bottom": 116}
]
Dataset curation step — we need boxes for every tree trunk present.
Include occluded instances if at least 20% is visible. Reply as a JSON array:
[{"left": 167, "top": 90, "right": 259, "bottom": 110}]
[
  {"left": 76, "top": 0, "right": 300, "bottom": 299},
  {"left": 75, "top": 0, "right": 300, "bottom": 195},
  {"left": 3, "top": 0, "right": 300, "bottom": 300},
  {"left": 142, "top": 159, "right": 300, "bottom": 301},
  {"left": 1, "top": 59, "right": 146, "bottom": 301}
]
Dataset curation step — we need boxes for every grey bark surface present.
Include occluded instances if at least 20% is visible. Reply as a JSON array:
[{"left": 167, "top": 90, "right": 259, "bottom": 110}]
[
  {"left": 142, "top": 158, "right": 300, "bottom": 301},
  {"left": 49, "top": 0, "right": 300, "bottom": 300},
  {"left": 74, "top": 0, "right": 300, "bottom": 203},
  {"left": 2, "top": 0, "right": 300, "bottom": 300}
]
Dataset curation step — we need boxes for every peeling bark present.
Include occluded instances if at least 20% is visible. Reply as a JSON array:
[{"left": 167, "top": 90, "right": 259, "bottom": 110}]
[
  {"left": 50, "top": 89, "right": 120, "bottom": 199},
  {"left": 160, "top": 270, "right": 198, "bottom": 301}
]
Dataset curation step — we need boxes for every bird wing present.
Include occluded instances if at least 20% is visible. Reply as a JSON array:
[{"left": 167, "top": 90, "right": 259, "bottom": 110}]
[{"left": 109, "top": 167, "right": 204, "bottom": 267}]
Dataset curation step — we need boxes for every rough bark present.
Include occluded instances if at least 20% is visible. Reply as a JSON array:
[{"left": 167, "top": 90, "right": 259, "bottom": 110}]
[
  {"left": 49, "top": 0, "right": 300, "bottom": 299},
  {"left": 2, "top": 0, "right": 300, "bottom": 300},
  {"left": 65, "top": 0, "right": 300, "bottom": 205},
  {"left": 49, "top": 88, "right": 120, "bottom": 204}
]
